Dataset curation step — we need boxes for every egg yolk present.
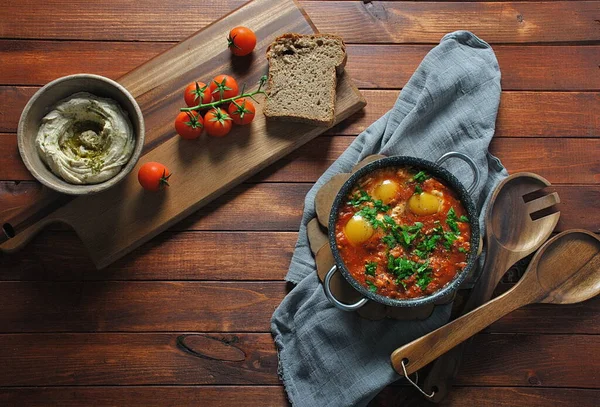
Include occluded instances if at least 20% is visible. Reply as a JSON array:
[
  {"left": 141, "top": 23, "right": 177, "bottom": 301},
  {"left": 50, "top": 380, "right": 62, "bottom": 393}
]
[
  {"left": 344, "top": 214, "right": 374, "bottom": 245},
  {"left": 372, "top": 180, "right": 399, "bottom": 204},
  {"left": 408, "top": 192, "right": 441, "bottom": 216}
]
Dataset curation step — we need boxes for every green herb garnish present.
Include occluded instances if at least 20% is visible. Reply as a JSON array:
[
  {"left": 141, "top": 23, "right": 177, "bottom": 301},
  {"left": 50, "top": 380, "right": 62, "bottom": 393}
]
[
  {"left": 458, "top": 247, "right": 467, "bottom": 253},
  {"left": 348, "top": 190, "right": 371, "bottom": 207},
  {"left": 413, "top": 171, "right": 429, "bottom": 183},
  {"left": 365, "top": 262, "right": 377, "bottom": 277},
  {"left": 366, "top": 281, "right": 378, "bottom": 293},
  {"left": 459, "top": 215, "right": 469, "bottom": 222},
  {"left": 415, "top": 184, "right": 423, "bottom": 194},
  {"left": 446, "top": 207, "right": 460, "bottom": 233}
]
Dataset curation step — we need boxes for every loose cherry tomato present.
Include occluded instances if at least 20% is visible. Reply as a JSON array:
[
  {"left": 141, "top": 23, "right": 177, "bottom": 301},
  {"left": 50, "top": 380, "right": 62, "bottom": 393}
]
[
  {"left": 174, "top": 111, "right": 204, "bottom": 140},
  {"left": 209, "top": 74, "right": 239, "bottom": 101},
  {"left": 228, "top": 26, "right": 257, "bottom": 57},
  {"left": 204, "top": 108, "right": 233, "bottom": 137},
  {"left": 227, "top": 98, "right": 256, "bottom": 125},
  {"left": 184, "top": 81, "right": 211, "bottom": 107},
  {"left": 138, "top": 162, "right": 171, "bottom": 192}
]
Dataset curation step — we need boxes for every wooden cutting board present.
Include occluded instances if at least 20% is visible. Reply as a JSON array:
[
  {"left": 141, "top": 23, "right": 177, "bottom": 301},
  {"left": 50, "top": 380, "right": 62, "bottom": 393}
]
[{"left": 0, "top": 0, "right": 366, "bottom": 269}]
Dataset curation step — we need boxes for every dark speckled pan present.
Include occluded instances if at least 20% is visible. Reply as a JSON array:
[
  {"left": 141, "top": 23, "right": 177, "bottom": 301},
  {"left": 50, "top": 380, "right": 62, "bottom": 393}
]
[{"left": 328, "top": 155, "right": 480, "bottom": 308}]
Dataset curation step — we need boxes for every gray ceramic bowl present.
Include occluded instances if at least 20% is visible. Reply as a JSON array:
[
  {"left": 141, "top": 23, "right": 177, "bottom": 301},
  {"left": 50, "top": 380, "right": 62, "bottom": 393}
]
[{"left": 17, "top": 74, "right": 145, "bottom": 195}]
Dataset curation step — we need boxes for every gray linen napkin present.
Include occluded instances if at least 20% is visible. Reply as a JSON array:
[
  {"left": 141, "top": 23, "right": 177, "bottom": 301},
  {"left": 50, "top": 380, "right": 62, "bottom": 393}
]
[{"left": 271, "top": 31, "right": 508, "bottom": 407}]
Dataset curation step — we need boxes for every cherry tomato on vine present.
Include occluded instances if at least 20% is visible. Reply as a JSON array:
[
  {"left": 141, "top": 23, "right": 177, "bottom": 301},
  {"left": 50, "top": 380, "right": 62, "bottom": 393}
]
[
  {"left": 184, "top": 81, "right": 211, "bottom": 107},
  {"left": 209, "top": 74, "right": 239, "bottom": 101},
  {"left": 138, "top": 162, "right": 171, "bottom": 192},
  {"left": 227, "top": 98, "right": 256, "bottom": 125},
  {"left": 174, "top": 111, "right": 204, "bottom": 140},
  {"left": 228, "top": 26, "right": 257, "bottom": 57},
  {"left": 204, "top": 108, "right": 233, "bottom": 137}
]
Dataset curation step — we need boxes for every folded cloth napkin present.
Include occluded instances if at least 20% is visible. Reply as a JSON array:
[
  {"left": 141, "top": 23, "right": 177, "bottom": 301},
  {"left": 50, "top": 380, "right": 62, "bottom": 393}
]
[{"left": 271, "top": 31, "right": 508, "bottom": 407}]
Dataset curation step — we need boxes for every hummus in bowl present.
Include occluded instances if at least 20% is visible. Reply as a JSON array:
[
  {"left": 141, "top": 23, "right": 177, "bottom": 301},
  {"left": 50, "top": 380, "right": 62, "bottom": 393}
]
[
  {"left": 18, "top": 74, "right": 144, "bottom": 195},
  {"left": 36, "top": 93, "right": 135, "bottom": 185}
]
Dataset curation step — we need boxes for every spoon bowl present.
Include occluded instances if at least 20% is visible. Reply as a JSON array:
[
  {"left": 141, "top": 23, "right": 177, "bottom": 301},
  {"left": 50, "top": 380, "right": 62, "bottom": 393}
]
[
  {"left": 536, "top": 231, "right": 600, "bottom": 304},
  {"left": 489, "top": 174, "right": 560, "bottom": 253}
]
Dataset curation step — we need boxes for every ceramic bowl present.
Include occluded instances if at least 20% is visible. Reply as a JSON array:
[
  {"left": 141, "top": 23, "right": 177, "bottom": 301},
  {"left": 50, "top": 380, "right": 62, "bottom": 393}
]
[{"left": 17, "top": 74, "right": 145, "bottom": 195}]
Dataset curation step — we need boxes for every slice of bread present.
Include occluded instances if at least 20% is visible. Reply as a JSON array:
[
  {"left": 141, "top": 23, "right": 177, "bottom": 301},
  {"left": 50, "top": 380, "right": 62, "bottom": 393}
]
[{"left": 264, "top": 33, "right": 347, "bottom": 127}]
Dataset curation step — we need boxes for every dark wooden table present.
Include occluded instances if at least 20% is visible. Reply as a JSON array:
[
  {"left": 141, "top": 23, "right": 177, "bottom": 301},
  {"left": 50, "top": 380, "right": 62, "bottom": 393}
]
[{"left": 0, "top": 1, "right": 598, "bottom": 406}]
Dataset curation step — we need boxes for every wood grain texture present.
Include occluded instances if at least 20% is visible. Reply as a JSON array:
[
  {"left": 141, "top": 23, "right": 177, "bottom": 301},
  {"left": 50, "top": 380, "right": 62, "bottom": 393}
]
[
  {"left": 0, "top": 278, "right": 597, "bottom": 334},
  {"left": 0, "top": 333, "right": 596, "bottom": 386},
  {"left": 0, "top": 231, "right": 295, "bottom": 281},
  {"left": 255, "top": 136, "right": 600, "bottom": 184},
  {"left": 6, "top": 135, "right": 600, "bottom": 183},
  {"left": 371, "top": 387, "right": 600, "bottom": 407},
  {"left": 0, "top": 386, "right": 289, "bottom": 407},
  {"left": 5, "top": 88, "right": 598, "bottom": 135},
  {"left": 0, "top": 386, "right": 598, "bottom": 407},
  {"left": 1, "top": 182, "right": 598, "bottom": 234},
  {"left": 304, "top": 1, "right": 600, "bottom": 44},
  {"left": 0, "top": 333, "right": 280, "bottom": 385},
  {"left": 0, "top": 282, "right": 285, "bottom": 332},
  {"left": 2, "top": 1, "right": 598, "bottom": 43},
  {"left": 3, "top": 41, "right": 599, "bottom": 90}
]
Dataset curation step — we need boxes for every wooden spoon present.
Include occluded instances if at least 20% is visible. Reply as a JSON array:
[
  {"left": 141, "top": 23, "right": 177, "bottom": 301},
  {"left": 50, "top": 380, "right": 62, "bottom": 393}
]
[
  {"left": 422, "top": 172, "right": 560, "bottom": 401},
  {"left": 391, "top": 229, "right": 600, "bottom": 377}
]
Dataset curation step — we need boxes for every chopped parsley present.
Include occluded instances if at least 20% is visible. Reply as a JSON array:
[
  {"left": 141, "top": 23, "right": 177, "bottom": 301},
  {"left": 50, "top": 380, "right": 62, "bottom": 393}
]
[
  {"left": 365, "top": 262, "right": 377, "bottom": 277},
  {"left": 459, "top": 215, "right": 469, "bottom": 222},
  {"left": 366, "top": 280, "right": 378, "bottom": 293},
  {"left": 413, "top": 171, "right": 430, "bottom": 183},
  {"left": 387, "top": 255, "right": 432, "bottom": 291},
  {"left": 349, "top": 191, "right": 390, "bottom": 229},
  {"left": 357, "top": 206, "right": 384, "bottom": 229},
  {"left": 415, "top": 184, "right": 423, "bottom": 194},
  {"left": 446, "top": 207, "right": 460, "bottom": 233},
  {"left": 458, "top": 247, "right": 467, "bottom": 253},
  {"left": 443, "top": 231, "right": 459, "bottom": 249},
  {"left": 348, "top": 190, "right": 371, "bottom": 207}
]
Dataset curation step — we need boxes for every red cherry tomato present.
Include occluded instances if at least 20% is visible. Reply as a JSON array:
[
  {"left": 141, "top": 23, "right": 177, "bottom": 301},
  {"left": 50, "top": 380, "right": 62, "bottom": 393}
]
[
  {"left": 174, "top": 111, "right": 204, "bottom": 140},
  {"left": 184, "top": 81, "right": 211, "bottom": 107},
  {"left": 228, "top": 26, "right": 257, "bottom": 57},
  {"left": 204, "top": 108, "right": 233, "bottom": 137},
  {"left": 208, "top": 74, "right": 239, "bottom": 101},
  {"left": 138, "top": 162, "right": 171, "bottom": 192},
  {"left": 227, "top": 98, "right": 256, "bottom": 125}
]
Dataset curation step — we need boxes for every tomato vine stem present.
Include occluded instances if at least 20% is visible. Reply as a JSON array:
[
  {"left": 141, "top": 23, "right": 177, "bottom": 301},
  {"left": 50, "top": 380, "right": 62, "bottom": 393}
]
[{"left": 181, "top": 75, "right": 267, "bottom": 112}]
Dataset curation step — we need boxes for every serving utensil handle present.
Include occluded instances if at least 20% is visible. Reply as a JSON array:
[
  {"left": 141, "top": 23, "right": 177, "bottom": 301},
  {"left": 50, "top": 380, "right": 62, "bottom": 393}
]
[
  {"left": 323, "top": 265, "right": 368, "bottom": 311},
  {"left": 0, "top": 216, "right": 60, "bottom": 253},
  {"left": 436, "top": 152, "right": 480, "bottom": 195},
  {"left": 391, "top": 284, "right": 530, "bottom": 376}
]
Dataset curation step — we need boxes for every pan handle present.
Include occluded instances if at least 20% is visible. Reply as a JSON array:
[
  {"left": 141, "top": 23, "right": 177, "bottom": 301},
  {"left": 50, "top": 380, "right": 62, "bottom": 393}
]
[
  {"left": 436, "top": 152, "right": 480, "bottom": 195},
  {"left": 323, "top": 265, "right": 368, "bottom": 311}
]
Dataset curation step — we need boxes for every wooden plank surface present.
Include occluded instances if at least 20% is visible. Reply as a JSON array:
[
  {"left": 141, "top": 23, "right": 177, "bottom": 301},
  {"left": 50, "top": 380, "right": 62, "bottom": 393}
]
[
  {"left": 1, "top": 182, "right": 598, "bottom": 233},
  {"left": 3, "top": 41, "right": 599, "bottom": 90},
  {"left": 1, "top": 135, "right": 599, "bottom": 181},
  {"left": 2, "top": 1, "right": 598, "bottom": 43},
  {"left": 0, "top": 281, "right": 597, "bottom": 334},
  {"left": 1, "top": 0, "right": 599, "bottom": 405},
  {"left": 3, "top": 88, "right": 599, "bottom": 135},
  {"left": 0, "top": 333, "right": 596, "bottom": 386},
  {"left": 0, "top": 386, "right": 598, "bottom": 407}
]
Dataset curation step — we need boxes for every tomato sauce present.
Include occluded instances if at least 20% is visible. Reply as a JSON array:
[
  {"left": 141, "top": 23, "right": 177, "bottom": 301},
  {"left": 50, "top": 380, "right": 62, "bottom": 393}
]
[{"left": 335, "top": 167, "right": 471, "bottom": 299}]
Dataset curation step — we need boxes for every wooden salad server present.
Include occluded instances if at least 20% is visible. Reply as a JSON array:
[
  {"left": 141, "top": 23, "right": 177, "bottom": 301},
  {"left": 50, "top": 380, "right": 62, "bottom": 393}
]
[
  {"left": 422, "top": 172, "right": 560, "bottom": 402},
  {"left": 391, "top": 229, "right": 600, "bottom": 379}
]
